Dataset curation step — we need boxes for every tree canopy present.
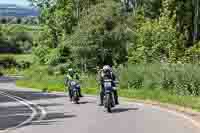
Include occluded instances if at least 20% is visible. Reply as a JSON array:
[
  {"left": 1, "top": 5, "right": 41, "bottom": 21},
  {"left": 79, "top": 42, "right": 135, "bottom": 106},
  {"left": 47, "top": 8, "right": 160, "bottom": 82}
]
[{"left": 28, "top": 0, "right": 200, "bottom": 71}]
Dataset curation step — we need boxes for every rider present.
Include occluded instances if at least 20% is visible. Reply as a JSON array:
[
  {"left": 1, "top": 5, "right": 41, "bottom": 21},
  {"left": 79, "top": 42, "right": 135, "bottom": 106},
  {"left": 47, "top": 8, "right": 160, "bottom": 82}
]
[
  {"left": 64, "top": 68, "right": 83, "bottom": 101},
  {"left": 98, "top": 65, "right": 119, "bottom": 106}
]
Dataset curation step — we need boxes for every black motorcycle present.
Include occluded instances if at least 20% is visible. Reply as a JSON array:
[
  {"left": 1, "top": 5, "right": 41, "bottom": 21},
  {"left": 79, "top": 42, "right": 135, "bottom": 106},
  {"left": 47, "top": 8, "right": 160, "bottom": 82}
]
[
  {"left": 103, "top": 79, "right": 115, "bottom": 113},
  {"left": 70, "top": 80, "right": 80, "bottom": 104}
]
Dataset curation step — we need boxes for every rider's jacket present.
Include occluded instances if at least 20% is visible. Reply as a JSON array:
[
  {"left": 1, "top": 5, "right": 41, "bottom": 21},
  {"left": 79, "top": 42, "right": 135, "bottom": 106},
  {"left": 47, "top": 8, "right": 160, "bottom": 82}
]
[
  {"left": 65, "top": 74, "right": 79, "bottom": 86},
  {"left": 99, "top": 70, "right": 116, "bottom": 88}
]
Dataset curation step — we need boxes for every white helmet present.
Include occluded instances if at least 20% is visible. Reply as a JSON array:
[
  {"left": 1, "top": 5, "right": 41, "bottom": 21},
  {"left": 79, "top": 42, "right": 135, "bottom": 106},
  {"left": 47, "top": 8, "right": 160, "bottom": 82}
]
[{"left": 103, "top": 65, "right": 111, "bottom": 72}]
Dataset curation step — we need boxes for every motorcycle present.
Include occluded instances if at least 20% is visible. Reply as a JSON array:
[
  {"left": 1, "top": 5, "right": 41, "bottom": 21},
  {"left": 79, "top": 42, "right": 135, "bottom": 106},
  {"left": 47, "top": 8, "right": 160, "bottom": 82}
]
[
  {"left": 70, "top": 80, "right": 80, "bottom": 104},
  {"left": 103, "top": 79, "right": 115, "bottom": 113}
]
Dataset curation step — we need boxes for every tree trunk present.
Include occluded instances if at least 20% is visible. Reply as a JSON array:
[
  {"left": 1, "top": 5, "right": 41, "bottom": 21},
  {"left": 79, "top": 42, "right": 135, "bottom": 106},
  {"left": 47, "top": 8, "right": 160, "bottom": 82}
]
[{"left": 193, "top": 0, "right": 200, "bottom": 43}]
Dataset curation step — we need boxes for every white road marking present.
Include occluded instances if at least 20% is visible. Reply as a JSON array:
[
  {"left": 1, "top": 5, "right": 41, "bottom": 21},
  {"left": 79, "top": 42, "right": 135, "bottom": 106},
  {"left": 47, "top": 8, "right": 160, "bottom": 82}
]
[
  {"left": 0, "top": 91, "right": 37, "bottom": 133},
  {"left": 0, "top": 113, "right": 32, "bottom": 118},
  {"left": 151, "top": 106, "right": 200, "bottom": 129},
  {"left": 4, "top": 92, "right": 47, "bottom": 121},
  {"left": 0, "top": 91, "right": 47, "bottom": 132},
  {"left": 2, "top": 88, "right": 199, "bottom": 131},
  {"left": 84, "top": 95, "right": 200, "bottom": 129}
]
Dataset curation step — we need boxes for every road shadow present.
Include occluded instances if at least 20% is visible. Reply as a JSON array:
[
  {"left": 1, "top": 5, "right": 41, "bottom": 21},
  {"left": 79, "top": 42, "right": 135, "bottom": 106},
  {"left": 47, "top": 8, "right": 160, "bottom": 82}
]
[
  {"left": 0, "top": 76, "right": 23, "bottom": 83},
  {"left": 43, "top": 113, "right": 76, "bottom": 121},
  {"left": 30, "top": 121, "right": 57, "bottom": 126},
  {"left": 29, "top": 113, "right": 76, "bottom": 126},
  {"left": 0, "top": 76, "right": 65, "bottom": 102},
  {"left": 0, "top": 104, "right": 32, "bottom": 130},
  {"left": 0, "top": 89, "right": 65, "bottom": 103},
  {"left": 111, "top": 107, "right": 139, "bottom": 114},
  {"left": 0, "top": 77, "right": 77, "bottom": 129},
  {"left": 78, "top": 101, "right": 96, "bottom": 104},
  {"left": 37, "top": 103, "right": 64, "bottom": 108},
  {"left": 0, "top": 103, "right": 76, "bottom": 130},
  {"left": 0, "top": 115, "right": 30, "bottom": 130}
]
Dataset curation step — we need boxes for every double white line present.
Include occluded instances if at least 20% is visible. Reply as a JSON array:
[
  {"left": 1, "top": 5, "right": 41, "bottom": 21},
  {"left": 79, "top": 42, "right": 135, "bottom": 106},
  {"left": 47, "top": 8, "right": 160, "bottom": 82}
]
[{"left": 0, "top": 91, "right": 47, "bottom": 133}]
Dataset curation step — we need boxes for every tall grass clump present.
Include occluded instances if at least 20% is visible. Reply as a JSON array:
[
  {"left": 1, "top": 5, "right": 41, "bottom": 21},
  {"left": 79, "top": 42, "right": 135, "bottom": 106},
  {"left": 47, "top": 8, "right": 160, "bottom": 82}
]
[
  {"left": 127, "top": 63, "right": 200, "bottom": 96},
  {"left": 17, "top": 65, "right": 65, "bottom": 92},
  {"left": 80, "top": 74, "right": 98, "bottom": 89}
]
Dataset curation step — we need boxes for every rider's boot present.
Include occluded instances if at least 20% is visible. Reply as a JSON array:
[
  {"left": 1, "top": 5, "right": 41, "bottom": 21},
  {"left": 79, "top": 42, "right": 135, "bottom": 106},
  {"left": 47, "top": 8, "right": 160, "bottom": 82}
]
[
  {"left": 98, "top": 92, "right": 104, "bottom": 106},
  {"left": 78, "top": 89, "right": 83, "bottom": 97},
  {"left": 69, "top": 89, "right": 73, "bottom": 102},
  {"left": 113, "top": 90, "right": 119, "bottom": 105}
]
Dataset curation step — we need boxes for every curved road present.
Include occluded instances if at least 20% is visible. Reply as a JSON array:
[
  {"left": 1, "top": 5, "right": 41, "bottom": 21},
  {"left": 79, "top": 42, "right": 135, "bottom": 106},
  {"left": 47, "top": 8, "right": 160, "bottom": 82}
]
[{"left": 0, "top": 77, "right": 199, "bottom": 133}]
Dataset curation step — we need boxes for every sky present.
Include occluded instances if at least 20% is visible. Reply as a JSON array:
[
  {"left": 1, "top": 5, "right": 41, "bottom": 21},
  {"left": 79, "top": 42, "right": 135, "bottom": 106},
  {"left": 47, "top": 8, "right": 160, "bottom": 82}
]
[{"left": 0, "top": 0, "right": 30, "bottom": 6}]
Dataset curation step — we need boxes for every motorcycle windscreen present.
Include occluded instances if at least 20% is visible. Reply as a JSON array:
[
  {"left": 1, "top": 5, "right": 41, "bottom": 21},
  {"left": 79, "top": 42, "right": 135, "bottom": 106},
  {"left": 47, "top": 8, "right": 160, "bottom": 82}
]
[
  {"left": 76, "top": 84, "right": 80, "bottom": 89},
  {"left": 70, "top": 81, "right": 76, "bottom": 86}
]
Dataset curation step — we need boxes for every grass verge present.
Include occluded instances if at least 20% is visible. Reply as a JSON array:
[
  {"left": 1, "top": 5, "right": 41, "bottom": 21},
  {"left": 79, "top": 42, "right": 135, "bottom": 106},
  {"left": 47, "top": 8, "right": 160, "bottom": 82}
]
[
  {"left": 16, "top": 79, "right": 200, "bottom": 112},
  {"left": 0, "top": 54, "right": 34, "bottom": 63}
]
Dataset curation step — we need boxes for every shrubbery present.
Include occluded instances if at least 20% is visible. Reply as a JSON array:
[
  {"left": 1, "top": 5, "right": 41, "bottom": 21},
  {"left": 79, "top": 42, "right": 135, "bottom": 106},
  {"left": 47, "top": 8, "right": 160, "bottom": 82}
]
[
  {"left": 0, "top": 55, "right": 17, "bottom": 68},
  {"left": 128, "top": 13, "right": 183, "bottom": 64},
  {"left": 0, "top": 54, "right": 32, "bottom": 70},
  {"left": 125, "top": 63, "right": 200, "bottom": 96},
  {"left": 14, "top": 0, "right": 200, "bottom": 100},
  {"left": 0, "top": 71, "right": 3, "bottom": 76},
  {"left": 0, "top": 25, "right": 34, "bottom": 54}
]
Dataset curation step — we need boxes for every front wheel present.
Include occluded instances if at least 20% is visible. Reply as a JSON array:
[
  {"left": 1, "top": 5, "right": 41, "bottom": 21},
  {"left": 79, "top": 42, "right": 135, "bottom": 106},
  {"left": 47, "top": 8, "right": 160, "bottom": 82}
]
[
  {"left": 72, "top": 90, "right": 79, "bottom": 104},
  {"left": 105, "top": 93, "right": 112, "bottom": 113}
]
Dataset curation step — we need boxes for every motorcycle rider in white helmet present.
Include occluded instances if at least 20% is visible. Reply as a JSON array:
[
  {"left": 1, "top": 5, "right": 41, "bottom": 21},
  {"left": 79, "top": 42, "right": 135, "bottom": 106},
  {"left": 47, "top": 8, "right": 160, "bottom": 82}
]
[{"left": 98, "top": 65, "right": 119, "bottom": 106}]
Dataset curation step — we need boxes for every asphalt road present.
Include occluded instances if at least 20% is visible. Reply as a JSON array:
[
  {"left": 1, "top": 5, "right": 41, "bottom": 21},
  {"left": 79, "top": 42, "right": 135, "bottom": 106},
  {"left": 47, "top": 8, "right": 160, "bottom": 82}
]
[{"left": 0, "top": 77, "right": 199, "bottom": 133}]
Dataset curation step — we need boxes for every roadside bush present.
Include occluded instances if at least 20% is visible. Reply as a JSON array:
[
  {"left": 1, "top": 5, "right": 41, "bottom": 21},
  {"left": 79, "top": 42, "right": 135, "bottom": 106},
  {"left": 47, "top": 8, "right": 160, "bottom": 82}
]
[
  {"left": 80, "top": 74, "right": 98, "bottom": 89},
  {"left": 47, "top": 66, "right": 55, "bottom": 76},
  {"left": 0, "top": 71, "right": 3, "bottom": 76},
  {"left": 46, "top": 49, "right": 61, "bottom": 66},
  {"left": 182, "top": 42, "right": 200, "bottom": 63},
  {"left": 0, "top": 55, "right": 17, "bottom": 68},
  {"left": 113, "top": 65, "right": 130, "bottom": 89},
  {"left": 127, "top": 63, "right": 200, "bottom": 96},
  {"left": 129, "top": 15, "right": 182, "bottom": 64},
  {"left": 33, "top": 45, "right": 50, "bottom": 64},
  {"left": 55, "top": 63, "right": 70, "bottom": 75},
  {"left": 16, "top": 61, "right": 31, "bottom": 69}
]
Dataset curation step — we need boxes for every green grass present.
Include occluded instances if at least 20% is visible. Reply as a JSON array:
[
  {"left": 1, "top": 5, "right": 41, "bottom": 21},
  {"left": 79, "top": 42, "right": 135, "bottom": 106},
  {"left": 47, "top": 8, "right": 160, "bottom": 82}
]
[
  {"left": 118, "top": 89, "right": 200, "bottom": 111},
  {"left": 1, "top": 24, "right": 44, "bottom": 31},
  {"left": 0, "top": 54, "right": 34, "bottom": 68},
  {"left": 16, "top": 73, "right": 97, "bottom": 93},
  {"left": 123, "top": 63, "right": 200, "bottom": 96},
  {"left": 16, "top": 77, "right": 200, "bottom": 112},
  {"left": 14, "top": 63, "right": 200, "bottom": 112},
  {"left": 16, "top": 78, "right": 65, "bottom": 92},
  {"left": 0, "top": 54, "right": 34, "bottom": 75},
  {"left": 0, "top": 54, "right": 33, "bottom": 63}
]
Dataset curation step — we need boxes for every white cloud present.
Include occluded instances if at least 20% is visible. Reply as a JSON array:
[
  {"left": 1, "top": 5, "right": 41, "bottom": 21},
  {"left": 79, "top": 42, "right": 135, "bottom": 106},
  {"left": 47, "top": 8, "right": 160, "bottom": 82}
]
[{"left": 0, "top": 0, "right": 30, "bottom": 6}]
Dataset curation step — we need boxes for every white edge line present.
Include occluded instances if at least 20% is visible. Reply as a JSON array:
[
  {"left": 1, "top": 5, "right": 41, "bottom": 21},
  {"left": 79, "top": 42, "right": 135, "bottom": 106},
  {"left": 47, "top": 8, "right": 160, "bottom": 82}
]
[
  {"left": 12, "top": 89, "right": 200, "bottom": 129},
  {"left": 0, "top": 91, "right": 47, "bottom": 132},
  {"left": 7, "top": 93, "right": 47, "bottom": 122},
  {"left": 151, "top": 106, "right": 200, "bottom": 129},
  {"left": 0, "top": 91, "right": 37, "bottom": 133},
  {"left": 83, "top": 95, "right": 200, "bottom": 129},
  {"left": 3, "top": 91, "right": 47, "bottom": 122},
  {"left": 37, "top": 105, "right": 47, "bottom": 121}
]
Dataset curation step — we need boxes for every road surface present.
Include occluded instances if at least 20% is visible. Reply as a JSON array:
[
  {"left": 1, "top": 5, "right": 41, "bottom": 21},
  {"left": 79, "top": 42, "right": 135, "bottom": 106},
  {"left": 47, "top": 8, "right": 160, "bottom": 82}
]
[{"left": 0, "top": 77, "right": 199, "bottom": 133}]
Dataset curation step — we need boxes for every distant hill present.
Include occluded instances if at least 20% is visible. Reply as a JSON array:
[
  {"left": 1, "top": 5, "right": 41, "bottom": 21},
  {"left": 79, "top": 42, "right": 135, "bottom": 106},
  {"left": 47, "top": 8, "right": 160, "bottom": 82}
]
[{"left": 0, "top": 4, "right": 39, "bottom": 17}]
